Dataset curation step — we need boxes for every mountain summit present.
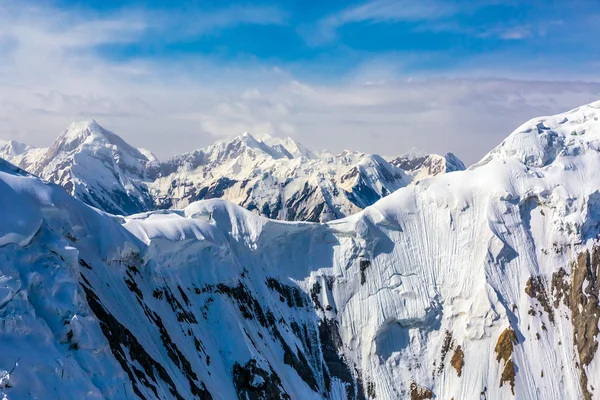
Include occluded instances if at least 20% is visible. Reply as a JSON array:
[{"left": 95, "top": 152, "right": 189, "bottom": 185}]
[
  {"left": 26, "top": 120, "right": 153, "bottom": 215},
  {"left": 1, "top": 123, "right": 463, "bottom": 220}
]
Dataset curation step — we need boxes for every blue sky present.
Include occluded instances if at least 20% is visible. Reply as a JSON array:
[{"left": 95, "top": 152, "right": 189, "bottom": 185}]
[
  {"left": 1, "top": 0, "right": 600, "bottom": 163},
  {"left": 41, "top": 0, "right": 600, "bottom": 79}
]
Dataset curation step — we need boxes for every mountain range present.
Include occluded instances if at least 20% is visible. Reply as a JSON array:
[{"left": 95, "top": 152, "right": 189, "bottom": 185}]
[
  {"left": 0, "top": 121, "right": 464, "bottom": 221},
  {"left": 2, "top": 102, "right": 600, "bottom": 399}
]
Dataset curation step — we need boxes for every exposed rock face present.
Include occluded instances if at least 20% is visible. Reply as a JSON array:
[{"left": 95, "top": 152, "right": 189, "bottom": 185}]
[
  {"left": 450, "top": 346, "right": 464, "bottom": 377},
  {"left": 525, "top": 275, "right": 555, "bottom": 323},
  {"left": 410, "top": 382, "right": 433, "bottom": 400},
  {"left": 551, "top": 267, "right": 570, "bottom": 308},
  {"left": 494, "top": 328, "right": 517, "bottom": 364},
  {"left": 495, "top": 328, "right": 517, "bottom": 395},
  {"left": 233, "top": 359, "right": 291, "bottom": 400},
  {"left": 499, "top": 360, "right": 516, "bottom": 395},
  {"left": 570, "top": 248, "right": 600, "bottom": 400}
]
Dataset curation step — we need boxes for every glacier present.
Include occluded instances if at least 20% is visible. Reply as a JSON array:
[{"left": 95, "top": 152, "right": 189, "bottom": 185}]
[{"left": 0, "top": 101, "right": 600, "bottom": 399}]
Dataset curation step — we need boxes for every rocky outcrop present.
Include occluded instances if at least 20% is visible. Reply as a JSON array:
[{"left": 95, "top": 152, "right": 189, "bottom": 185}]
[
  {"left": 570, "top": 247, "right": 600, "bottom": 400},
  {"left": 495, "top": 328, "right": 517, "bottom": 395},
  {"left": 450, "top": 346, "right": 465, "bottom": 377}
]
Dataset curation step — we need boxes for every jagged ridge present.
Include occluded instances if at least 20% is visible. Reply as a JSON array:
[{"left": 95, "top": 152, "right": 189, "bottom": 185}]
[{"left": 0, "top": 122, "right": 464, "bottom": 221}]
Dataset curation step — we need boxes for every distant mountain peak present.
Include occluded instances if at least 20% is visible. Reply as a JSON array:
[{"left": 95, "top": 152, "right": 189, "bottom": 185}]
[
  {"left": 388, "top": 152, "right": 466, "bottom": 181},
  {"left": 0, "top": 139, "right": 34, "bottom": 156},
  {"left": 2, "top": 121, "right": 463, "bottom": 219},
  {"left": 66, "top": 118, "right": 101, "bottom": 131},
  {"left": 443, "top": 152, "right": 466, "bottom": 171},
  {"left": 60, "top": 119, "right": 109, "bottom": 144},
  {"left": 48, "top": 120, "right": 148, "bottom": 162},
  {"left": 257, "top": 134, "right": 317, "bottom": 159}
]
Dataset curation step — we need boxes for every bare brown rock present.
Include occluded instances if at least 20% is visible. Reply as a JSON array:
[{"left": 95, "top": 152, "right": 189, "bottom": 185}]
[
  {"left": 569, "top": 248, "right": 600, "bottom": 400},
  {"left": 450, "top": 346, "right": 464, "bottom": 377},
  {"left": 410, "top": 383, "right": 433, "bottom": 400},
  {"left": 495, "top": 328, "right": 517, "bottom": 396},
  {"left": 494, "top": 328, "right": 517, "bottom": 363},
  {"left": 500, "top": 360, "right": 516, "bottom": 395}
]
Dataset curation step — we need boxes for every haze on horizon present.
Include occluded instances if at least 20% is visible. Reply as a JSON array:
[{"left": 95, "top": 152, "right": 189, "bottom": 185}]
[{"left": 1, "top": 0, "right": 600, "bottom": 164}]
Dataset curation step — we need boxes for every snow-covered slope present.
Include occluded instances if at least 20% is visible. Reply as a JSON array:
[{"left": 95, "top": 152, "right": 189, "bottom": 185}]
[
  {"left": 0, "top": 139, "right": 47, "bottom": 171},
  {"left": 2, "top": 101, "right": 600, "bottom": 399},
  {"left": 30, "top": 121, "right": 154, "bottom": 215},
  {"left": 145, "top": 133, "right": 413, "bottom": 222},
  {"left": 1, "top": 123, "right": 462, "bottom": 221}
]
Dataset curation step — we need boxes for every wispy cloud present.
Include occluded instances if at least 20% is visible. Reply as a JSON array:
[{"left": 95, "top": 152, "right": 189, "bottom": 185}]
[
  {"left": 308, "top": 0, "right": 473, "bottom": 44},
  {"left": 476, "top": 25, "right": 534, "bottom": 40},
  {"left": 305, "top": 0, "right": 564, "bottom": 44},
  {"left": 0, "top": 1, "right": 599, "bottom": 165},
  {"left": 329, "top": 0, "right": 459, "bottom": 25},
  {"left": 0, "top": 2, "right": 287, "bottom": 55}
]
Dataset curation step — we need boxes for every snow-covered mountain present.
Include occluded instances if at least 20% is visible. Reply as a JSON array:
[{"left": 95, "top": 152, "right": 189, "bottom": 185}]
[
  {"left": 390, "top": 151, "right": 465, "bottom": 181},
  {"left": 0, "top": 122, "right": 463, "bottom": 221},
  {"left": 32, "top": 121, "right": 155, "bottom": 215},
  {"left": 0, "top": 139, "right": 47, "bottom": 170},
  {"left": 144, "top": 133, "right": 412, "bottom": 222},
  {"left": 2, "top": 101, "right": 600, "bottom": 399}
]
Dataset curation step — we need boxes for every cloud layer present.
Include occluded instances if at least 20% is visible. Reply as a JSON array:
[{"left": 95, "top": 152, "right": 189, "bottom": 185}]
[{"left": 1, "top": 1, "right": 600, "bottom": 165}]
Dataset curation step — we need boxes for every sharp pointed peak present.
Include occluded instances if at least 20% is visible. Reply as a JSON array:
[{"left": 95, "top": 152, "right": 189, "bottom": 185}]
[
  {"left": 255, "top": 132, "right": 273, "bottom": 141},
  {"left": 0, "top": 139, "right": 33, "bottom": 154},
  {"left": 61, "top": 119, "right": 109, "bottom": 142},
  {"left": 46, "top": 120, "right": 147, "bottom": 161},
  {"left": 240, "top": 131, "right": 256, "bottom": 140},
  {"left": 223, "top": 131, "right": 263, "bottom": 148}
]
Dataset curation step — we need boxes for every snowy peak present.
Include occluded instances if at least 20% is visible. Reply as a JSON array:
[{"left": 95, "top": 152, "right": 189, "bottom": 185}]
[
  {"left": 443, "top": 152, "right": 466, "bottom": 172},
  {"left": 26, "top": 120, "right": 154, "bottom": 215},
  {"left": 146, "top": 135, "right": 416, "bottom": 221},
  {"left": 257, "top": 133, "right": 317, "bottom": 159},
  {"left": 138, "top": 148, "right": 158, "bottom": 161},
  {"left": 33, "top": 119, "right": 149, "bottom": 175},
  {"left": 3, "top": 122, "right": 463, "bottom": 220},
  {"left": 208, "top": 131, "right": 306, "bottom": 162},
  {"left": 43, "top": 120, "right": 148, "bottom": 162},
  {"left": 0, "top": 139, "right": 46, "bottom": 170},
  {"left": 0, "top": 139, "right": 33, "bottom": 157},
  {"left": 474, "top": 101, "right": 600, "bottom": 168},
  {"left": 389, "top": 152, "right": 466, "bottom": 180},
  {"left": 202, "top": 132, "right": 319, "bottom": 165}
]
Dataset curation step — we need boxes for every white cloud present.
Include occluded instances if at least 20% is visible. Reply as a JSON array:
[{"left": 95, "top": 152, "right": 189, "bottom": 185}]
[
  {"left": 476, "top": 25, "right": 532, "bottom": 40},
  {"left": 305, "top": 0, "right": 458, "bottom": 44},
  {"left": 0, "top": 1, "right": 599, "bottom": 166},
  {"left": 330, "top": 0, "right": 459, "bottom": 25},
  {"left": 307, "top": 0, "right": 500, "bottom": 44}
]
